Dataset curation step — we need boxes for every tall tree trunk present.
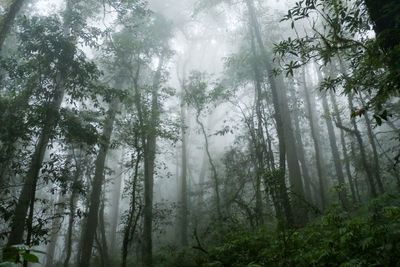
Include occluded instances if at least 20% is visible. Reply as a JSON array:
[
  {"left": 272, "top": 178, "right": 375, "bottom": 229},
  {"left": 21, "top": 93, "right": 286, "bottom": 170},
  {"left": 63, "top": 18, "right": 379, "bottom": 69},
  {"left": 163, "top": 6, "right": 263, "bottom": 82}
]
[
  {"left": 63, "top": 184, "right": 78, "bottom": 267},
  {"left": 0, "top": 0, "right": 25, "bottom": 54},
  {"left": 121, "top": 149, "right": 141, "bottom": 267},
  {"left": 249, "top": 27, "right": 265, "bottom": 224},
  {"left": 6, "top": 0, "right": 74, "bottom": 250},
  {"left": 109, "top": 153, "right": 123, "bottom": 255},
  {"left": 246, "top": 0, "right": 301, "bottom": 226},
  {"left": 6, "top": 76, "right": 65, "bottom": 248},
  {"left": 301, "top": 68, "right": 327, "bottom": 209},
  {"left": 45, "top": 193, "right": 66, "bottom": 267},
  {"left": 347, "top": 94, "right": 377, "bottom": 198},
  {"left": 359, "top": 95, "right": 385, "bottom": 193},
  {"left": 195, "top": 112, "right": 222, "bottom": 220},
  {"left": 329, "top": 92, "right": 357, "bottom": 202},
  {"left": 178, "top": 101, "right": 188, "bottom": 246},
  {"left": 99, "top": 197, "right": 111, "bottom": 267},
  {"left": 289, "top": 87, "right": 313, "bottom": 204},
  {"left": 142, "top": 55, "right": 164, "bottom": 267},
  {"left": 321, "top": 93, "right": 349, "bottom": 209},
  {"left": 77, "top": 98, "right": 119, "bottom": 267}
]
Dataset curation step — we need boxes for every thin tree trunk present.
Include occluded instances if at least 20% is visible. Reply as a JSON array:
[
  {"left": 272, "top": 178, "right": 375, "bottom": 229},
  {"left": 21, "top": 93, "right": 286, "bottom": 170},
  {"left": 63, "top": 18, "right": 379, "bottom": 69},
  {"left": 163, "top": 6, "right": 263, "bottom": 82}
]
[
  {"left": 289, "top": 87, "right": 314, "bottom": 204},
  {"left": 179, "top": 101, "right": 188, "bottom": 246},
  {"left": 329, "top": 92, "right": 357, "bottom": 202},
  {"left": 121, "top": 149, "right": 141, "bottom": 267},
  {"left": 321, "top": 93, "right": 349, "bottom": 209},
  {"left": 347, "top": 94, "right": 377, "bottom": 198},
  {"left": 359, "top": 95, "right": 385, "bottom": 193},
  {"left": 301, "top": 68, "right": 327, "bottom": 209}
]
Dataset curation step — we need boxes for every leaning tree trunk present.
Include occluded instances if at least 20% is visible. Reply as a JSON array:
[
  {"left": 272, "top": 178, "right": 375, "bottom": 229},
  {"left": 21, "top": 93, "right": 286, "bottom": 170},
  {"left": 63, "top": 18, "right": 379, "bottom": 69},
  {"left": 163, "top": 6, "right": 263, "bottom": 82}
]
[
  {"left": 6, "top": 76, "right": 65, "bottom": 248},
  {"left": 0, "top": 0, "right": 26, "bottom": 54},
  {"left": 77, "top": 98, "right": 119, "bottom": 267},
  {"left": 6, "top": 0, "right": 74, "bottom": 249}
]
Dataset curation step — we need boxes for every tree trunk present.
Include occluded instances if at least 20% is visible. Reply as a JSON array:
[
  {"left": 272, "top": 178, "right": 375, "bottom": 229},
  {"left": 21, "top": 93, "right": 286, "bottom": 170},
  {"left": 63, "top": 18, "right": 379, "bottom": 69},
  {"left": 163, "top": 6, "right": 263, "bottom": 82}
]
[
  {"left": 246, "top": 0, "right": 301, "bottom": 226},
  {"left": 347, "top": 94, "right": 377, "bottom": 198},
  {"left": 359, "top": 95, "right": 385, "bottom": 193},
  {"left": 109, "top": 153, "right": 123, "bottom": 255},
  {"left": 142, "top": 55, "right": 164, "bottom": 267},
  {"left": 321, "top": 93, "right": 349, "bottom": 209},
  {"left": 77, "top": 98, "right": 119, "bottom": 267},
  {"left": 99, "top": 197, "right": 111, "bottom": 267},
  {"left": 329, "top": 91, "right": 357, "bottom": 203},
  {"left": 301, "top": 68, "right": 327, "bottom": 209},
  {"left": 178, "top": 101, "right": 188, "bottom": 246},
  {"left": 6, "top": 77, "right": 65, "bottom": 247},
  {"left": 0, "top": 0, "right": 26, "bottom": 54},
  {"left": 45, "top": 194, "right": 66, "bottom": 267},
  {"left": 121, "top": 149, "right": 141, "bottom": 267}
]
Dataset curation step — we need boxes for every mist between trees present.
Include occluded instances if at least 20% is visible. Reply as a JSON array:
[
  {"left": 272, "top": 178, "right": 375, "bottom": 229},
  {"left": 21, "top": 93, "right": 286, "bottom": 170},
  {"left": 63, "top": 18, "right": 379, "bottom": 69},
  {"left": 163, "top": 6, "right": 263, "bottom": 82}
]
[{"left": 0, "top": 0, "right": 399, "bottom": 266}]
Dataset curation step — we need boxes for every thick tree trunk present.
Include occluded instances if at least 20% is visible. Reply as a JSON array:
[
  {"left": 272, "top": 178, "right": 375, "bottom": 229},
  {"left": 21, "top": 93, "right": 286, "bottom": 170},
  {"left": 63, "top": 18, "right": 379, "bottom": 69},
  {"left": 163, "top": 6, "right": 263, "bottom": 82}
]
[
  {"left": 109, "top": 154, "right": 123, "bottom": 254},
  {"left": 77, "top": 98, "right": 119, "bottom": 267},
  {"left": 0, "top": 0, "right": 25, "bottom": 54},
  {"left": 99, "top": 198, "right": 111, "bottom": 267},
  {"left": 142, "top": 55, "right": 164, "bottom": 267}
]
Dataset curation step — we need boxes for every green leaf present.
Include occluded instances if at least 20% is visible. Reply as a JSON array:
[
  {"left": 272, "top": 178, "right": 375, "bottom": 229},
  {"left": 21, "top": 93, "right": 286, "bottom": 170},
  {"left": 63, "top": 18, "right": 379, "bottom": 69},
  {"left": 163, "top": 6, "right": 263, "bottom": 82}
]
[{"left": 21, "top": 253, "right": 40, "bottom": 263}]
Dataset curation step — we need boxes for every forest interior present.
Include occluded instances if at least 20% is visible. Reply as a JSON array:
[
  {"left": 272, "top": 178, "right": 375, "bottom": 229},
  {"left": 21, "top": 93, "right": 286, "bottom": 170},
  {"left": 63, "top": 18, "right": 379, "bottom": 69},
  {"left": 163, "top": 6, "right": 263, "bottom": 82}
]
[{"left": 0, "top": 0, "right": 400, "bottom": 266}]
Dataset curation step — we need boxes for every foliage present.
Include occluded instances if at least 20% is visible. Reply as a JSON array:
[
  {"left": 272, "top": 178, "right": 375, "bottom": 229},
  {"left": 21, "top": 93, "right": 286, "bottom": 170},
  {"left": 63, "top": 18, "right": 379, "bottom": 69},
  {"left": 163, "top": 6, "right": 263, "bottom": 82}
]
[
  {"left": 162, "top": 194, "right": 400, "bottom": 266},
  {"left": 274, "top": 0, "right": 400, "bottom": 119},
  {"left": 1, "top": 245, "right": 45, "bottom": 266}
]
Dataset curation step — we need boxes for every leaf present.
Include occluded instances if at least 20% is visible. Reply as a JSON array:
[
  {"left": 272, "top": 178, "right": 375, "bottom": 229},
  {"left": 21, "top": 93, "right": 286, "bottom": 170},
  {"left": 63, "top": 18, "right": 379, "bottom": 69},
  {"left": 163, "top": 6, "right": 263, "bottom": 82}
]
[{"left": 21, "top": 253, "right": 40, "bottom": 263}]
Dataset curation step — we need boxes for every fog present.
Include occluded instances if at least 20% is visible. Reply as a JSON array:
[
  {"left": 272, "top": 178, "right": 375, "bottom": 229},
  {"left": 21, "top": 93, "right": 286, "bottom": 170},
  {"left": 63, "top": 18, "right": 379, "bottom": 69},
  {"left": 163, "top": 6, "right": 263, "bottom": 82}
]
[{"left": 0, "top": 0, "right": 399, "bottom": 266}]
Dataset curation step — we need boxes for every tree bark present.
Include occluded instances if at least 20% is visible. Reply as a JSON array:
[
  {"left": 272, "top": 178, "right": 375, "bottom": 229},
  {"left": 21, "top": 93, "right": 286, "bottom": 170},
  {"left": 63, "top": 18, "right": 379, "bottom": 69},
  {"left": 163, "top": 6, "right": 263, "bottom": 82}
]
[
  {"left": 141, "top": 55, "right": 164, "bottom": 267},
  {"left": 77, "top": 98, "right": 119, "bottom": 267},
  {"left": 178, "top": 100, "right": 188, "bottom": 246},
  {"left": 0, "top": 0, "right": 26, "bottom": 54}
]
